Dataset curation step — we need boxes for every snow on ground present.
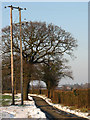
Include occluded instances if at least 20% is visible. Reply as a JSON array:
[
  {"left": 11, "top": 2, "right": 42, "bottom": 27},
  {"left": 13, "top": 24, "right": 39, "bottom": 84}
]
[
  {"left": 0, "top": 93, "right": 46, "bottom": 119},
  {"left": 1, "top": 93, "right": 90, "bottom": 119},
  {"left": 30, "top": 94, "right": 90, "bottom": 119}
]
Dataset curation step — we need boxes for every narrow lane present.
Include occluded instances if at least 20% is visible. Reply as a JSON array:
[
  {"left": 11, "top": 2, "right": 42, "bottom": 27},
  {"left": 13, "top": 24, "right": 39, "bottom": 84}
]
[{"left": 32, "top": 96, "right": 88, "bottom": 120}]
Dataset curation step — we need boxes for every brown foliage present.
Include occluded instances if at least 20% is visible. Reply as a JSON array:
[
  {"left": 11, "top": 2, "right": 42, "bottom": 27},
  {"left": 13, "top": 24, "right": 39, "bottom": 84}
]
[{"left": 29, "top": 89, "right": 89, "bottom": 109}]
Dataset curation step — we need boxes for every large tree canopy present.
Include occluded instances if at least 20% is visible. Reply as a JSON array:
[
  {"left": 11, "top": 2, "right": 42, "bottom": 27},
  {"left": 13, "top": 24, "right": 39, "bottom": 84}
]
[
  {"left": 2, "top": 21, "right": 77, "bottom": 100},
  {"left": 2, "top": 21, "right": 77, "bottom": 64}
]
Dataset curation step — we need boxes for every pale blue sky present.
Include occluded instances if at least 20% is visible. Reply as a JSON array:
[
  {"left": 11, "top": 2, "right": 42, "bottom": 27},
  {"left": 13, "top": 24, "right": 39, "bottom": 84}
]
[{"left": 1, "top": 2, "right": 88, "bottom": 85}]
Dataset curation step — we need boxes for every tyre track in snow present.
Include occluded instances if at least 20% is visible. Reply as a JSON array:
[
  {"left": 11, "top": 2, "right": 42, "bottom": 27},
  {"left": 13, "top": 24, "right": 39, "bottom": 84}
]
[{"left": 32, "top": 96, "right": 88, "bottom": 120}]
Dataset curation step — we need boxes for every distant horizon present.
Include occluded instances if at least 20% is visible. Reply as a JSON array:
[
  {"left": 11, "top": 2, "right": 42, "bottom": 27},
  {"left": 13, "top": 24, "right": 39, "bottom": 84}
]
[{"left": 29, "top": 80, "right": 90, "bottom": 89}]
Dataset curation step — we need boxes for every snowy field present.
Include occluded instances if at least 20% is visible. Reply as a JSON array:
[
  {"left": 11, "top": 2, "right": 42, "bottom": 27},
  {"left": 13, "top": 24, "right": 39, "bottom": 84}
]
[
  {"left": 30, "top": 94, "right": 90, "bottom": 120},
  {"left": 0, "top": 93, "right": 90, "bottom": 120},
  {"left": 0, "top": 93, "right": 46, "bottom": 119}
]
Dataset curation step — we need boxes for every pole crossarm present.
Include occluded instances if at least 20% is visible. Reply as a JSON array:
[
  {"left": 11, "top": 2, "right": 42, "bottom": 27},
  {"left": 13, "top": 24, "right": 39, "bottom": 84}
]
[{"left": 5, "top": 5, "right": 26, "bottom": 11}]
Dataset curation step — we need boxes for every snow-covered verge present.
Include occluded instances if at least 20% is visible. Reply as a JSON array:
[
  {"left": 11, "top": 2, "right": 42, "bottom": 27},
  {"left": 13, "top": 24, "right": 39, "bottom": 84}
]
[
  {"left": 30, "top": 93, "right": 90, "bottom": 120},
  {"left": 0, "top": 93, "right": 46, "bottom": 119}
]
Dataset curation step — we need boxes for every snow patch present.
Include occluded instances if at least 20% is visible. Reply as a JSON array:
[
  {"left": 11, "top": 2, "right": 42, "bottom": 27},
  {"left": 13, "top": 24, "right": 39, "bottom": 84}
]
[
  {"left": 0, "top": 93, "right": 46, "bottom": 119},
  {"left": 30, "top": 93, "right": 89, "bottom": 119}
]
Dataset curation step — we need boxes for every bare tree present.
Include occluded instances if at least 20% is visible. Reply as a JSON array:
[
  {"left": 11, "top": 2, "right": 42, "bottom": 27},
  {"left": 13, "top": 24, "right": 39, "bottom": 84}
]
[
  {"left": 2, "top": 21, "right": 77, "bottom": 100},
  {"left": 41, "top": 57, "right": 73, "bottom": 98}
]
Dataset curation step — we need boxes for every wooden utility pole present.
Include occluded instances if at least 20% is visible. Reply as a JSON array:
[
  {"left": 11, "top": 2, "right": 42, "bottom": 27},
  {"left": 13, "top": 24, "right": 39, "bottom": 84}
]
[
  {"left": 10, "top": 6, "right": 14, "bottom": 105},
  {"left": 5, "top": 5, "right": 15, "bottom": 105},
  {"left": 19, "top": 8, "right": 23, "bottom": 105},
  {"left": 5, "top": 5, "right": 26, "bottom": 105},
  {"left": 18, "top": 7, "right": 26, "bottom": 105}
]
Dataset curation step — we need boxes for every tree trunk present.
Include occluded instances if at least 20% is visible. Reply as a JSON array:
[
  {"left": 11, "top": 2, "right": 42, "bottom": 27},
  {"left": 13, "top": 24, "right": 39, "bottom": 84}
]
[
  {"left": 27, "top": 82, "right": 30, "bottom": 96},
  {"left": 14, "top": 78, "right": 17, "bottom": 94},
  {"left": 23, "top": 61, "right": 32, "bottom": 100},
  {"left": 31, "top": 80, "right": 33, "bottom": 94},
  {"left": 48, "top": 89, "right": 50, "bottom": 98},
  {"left": 58, "top": 93, "right": 61, "bottom": 103},
  {"left": 50, "top": 89, "right": 54, "bottom": 99},
  {"left": 14, "top": 88, "right": 17, "bottom": 94},
  {"left": 39, "top": 88, "right": 41, "bottom": 94},
  {"left": 47, "top": 81, "right": 51, "bottom": 98},
  {"left": 23, "top": 81, "right": 30, "bottom": 100}
]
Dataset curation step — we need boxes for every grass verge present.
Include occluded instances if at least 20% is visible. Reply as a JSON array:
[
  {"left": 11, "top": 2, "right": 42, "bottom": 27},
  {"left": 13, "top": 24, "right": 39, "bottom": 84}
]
[{"left": 1, "top": 95, "right": 19, "bottom": 106}]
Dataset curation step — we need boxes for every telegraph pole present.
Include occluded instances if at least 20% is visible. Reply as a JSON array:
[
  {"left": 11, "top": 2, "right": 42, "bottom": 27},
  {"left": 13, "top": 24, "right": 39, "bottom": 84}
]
[
  {"left": 5, "top": 5, "right": 14, "bottom": 105},
  {"left": 10, "top": 6, "right": 14, "bottom": 105},
  {"left": 18, "top": 7, "right": 26, "bottom": 105},
  {"left": 5, "top": 5, "right": 26, "bottom": 105},
  {"left": 19, "top": 8, "right": 23, "bottom": 105}
]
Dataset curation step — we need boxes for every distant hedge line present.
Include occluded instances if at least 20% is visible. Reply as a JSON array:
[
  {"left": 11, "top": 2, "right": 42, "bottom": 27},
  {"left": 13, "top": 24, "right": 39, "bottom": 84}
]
[
  {"left": 3, "top": 89, "right": 90, "bottom": 109},
  {"left": 30, "top": 89, "right": 90, "bottom": 109}
]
